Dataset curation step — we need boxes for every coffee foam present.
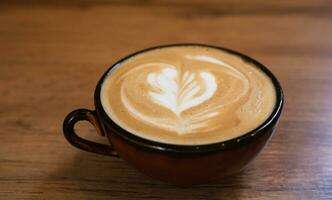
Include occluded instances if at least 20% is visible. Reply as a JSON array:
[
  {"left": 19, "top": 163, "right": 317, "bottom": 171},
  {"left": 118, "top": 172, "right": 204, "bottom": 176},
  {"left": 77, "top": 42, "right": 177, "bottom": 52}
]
[{"left": 101, "top": 46, "right": 276, "bottom": 145}]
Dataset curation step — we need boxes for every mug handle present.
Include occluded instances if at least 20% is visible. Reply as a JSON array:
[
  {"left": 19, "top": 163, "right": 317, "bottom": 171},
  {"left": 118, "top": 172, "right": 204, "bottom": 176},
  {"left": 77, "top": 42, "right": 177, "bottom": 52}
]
[{"left": 63, "top": 108, "right": 118, "bottom": 156}]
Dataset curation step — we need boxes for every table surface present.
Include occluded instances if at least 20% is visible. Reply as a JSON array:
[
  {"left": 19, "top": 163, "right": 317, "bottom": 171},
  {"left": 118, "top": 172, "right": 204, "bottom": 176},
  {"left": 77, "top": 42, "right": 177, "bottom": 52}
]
[{"left": 1, "top": 0, "right": 332, "bottom": 199}]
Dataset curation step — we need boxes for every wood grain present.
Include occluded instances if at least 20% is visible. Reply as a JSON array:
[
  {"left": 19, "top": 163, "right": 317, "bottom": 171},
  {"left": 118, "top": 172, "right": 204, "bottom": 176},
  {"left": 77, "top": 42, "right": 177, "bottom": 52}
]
[{"left": 1, "top": 0, "right": 332, "bottom": 199}]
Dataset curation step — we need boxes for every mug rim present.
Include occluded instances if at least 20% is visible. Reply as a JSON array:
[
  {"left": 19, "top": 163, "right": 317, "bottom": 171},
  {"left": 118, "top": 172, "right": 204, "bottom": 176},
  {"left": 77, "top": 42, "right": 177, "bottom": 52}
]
[{"left": 94, "top": 43, "right": 284, "bottom": 153}]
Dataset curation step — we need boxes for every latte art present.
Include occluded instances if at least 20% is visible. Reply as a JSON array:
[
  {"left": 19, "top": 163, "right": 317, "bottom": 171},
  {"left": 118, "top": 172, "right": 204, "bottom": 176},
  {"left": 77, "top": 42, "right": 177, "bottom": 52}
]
[
  {"left": 123, "top": 65, "right": 218, "bottom": 134},
  {"left": 101, "top": 46, "right": 276, "bottom": 145},
  {"left": 147, "top": 68, "right": 217, "bottom": 117}
]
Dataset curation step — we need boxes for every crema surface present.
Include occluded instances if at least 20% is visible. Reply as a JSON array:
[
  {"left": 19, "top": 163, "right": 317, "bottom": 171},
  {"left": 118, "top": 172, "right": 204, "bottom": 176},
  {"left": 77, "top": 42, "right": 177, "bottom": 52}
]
[{"left": 101, "top": 46, "right": 276, "bottom": 145}]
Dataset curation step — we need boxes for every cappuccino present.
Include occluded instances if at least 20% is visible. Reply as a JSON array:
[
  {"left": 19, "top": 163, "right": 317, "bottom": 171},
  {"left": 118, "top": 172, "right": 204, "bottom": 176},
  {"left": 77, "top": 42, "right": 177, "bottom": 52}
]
[{"left": 101, "top": 46, "right": 276, "bottom": 145}]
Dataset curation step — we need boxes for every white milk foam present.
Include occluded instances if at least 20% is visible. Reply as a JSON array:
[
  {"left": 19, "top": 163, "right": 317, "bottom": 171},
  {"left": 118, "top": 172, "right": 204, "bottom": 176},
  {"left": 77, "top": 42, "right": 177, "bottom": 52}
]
[
  {"left": 122, "top": 64, "right": 218, "bottom": 134},
  {"left": 101, "top": 46, "right": 276, "bottom": 145}
]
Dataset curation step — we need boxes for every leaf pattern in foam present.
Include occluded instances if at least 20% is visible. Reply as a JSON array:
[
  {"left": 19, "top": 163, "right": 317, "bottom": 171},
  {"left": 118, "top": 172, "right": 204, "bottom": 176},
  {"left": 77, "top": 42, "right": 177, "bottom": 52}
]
[{"left": 147, "top": 67, "right": 217, "bottom": 116}]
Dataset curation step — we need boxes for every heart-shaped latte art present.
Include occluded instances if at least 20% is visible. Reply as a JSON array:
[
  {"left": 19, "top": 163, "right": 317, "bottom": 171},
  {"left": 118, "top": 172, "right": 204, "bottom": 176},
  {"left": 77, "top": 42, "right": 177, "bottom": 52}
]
[
  {"left": 120, "top": 65, "right": 221, "bottom": 134},
  {"left": 120, "top": 56, "right": 249, "bottom": 135}
]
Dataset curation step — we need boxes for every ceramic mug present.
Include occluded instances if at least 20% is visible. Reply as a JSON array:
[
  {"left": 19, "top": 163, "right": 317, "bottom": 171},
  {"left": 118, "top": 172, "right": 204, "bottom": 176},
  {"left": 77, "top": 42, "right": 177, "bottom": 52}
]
[{"left": 63, "top": 44, "right": 284, "bottom": 184}]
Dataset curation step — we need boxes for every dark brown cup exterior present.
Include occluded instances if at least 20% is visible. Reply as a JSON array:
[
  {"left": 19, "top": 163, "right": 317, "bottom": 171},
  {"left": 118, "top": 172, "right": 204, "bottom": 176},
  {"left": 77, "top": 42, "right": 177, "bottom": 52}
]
[{"left": 63, "top": 44, "right": 284, "bottom": 184}]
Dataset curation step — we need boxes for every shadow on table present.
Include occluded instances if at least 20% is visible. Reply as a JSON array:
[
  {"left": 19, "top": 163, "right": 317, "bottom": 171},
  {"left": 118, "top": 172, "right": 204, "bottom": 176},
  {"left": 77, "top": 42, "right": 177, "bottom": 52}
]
[{"left": 40, "top": 147, "right": 247, "bottom": 200}]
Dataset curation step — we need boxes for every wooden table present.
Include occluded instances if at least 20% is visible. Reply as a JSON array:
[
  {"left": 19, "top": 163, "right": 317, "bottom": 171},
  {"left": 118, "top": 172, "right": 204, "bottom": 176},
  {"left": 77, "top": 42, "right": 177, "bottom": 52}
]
[{"left": 1, "top": 1, "right": 332, "bottom": 199}]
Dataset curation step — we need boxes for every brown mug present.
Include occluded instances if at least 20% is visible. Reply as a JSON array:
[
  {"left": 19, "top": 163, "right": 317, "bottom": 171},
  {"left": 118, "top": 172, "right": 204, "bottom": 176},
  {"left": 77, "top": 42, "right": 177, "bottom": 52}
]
[{"left": 63, "top": 44, "right": 284, "bottom": 184}]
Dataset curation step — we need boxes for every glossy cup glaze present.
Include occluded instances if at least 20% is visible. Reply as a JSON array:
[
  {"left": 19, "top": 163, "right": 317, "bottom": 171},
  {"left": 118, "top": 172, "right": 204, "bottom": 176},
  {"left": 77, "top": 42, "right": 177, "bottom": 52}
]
[{"left": 63, "top": 44, "right": 284, "bottom": 184}]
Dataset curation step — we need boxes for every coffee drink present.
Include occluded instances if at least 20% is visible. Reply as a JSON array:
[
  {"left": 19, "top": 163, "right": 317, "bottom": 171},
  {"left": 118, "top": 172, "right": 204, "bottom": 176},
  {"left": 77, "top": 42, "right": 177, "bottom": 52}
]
[
  {"left": 100, "top": 46, "right": 276, "bottom": 145},
  {"left": 63, "top": 44, "right": 283, "bottom": 183}
]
